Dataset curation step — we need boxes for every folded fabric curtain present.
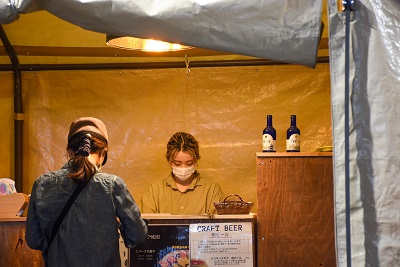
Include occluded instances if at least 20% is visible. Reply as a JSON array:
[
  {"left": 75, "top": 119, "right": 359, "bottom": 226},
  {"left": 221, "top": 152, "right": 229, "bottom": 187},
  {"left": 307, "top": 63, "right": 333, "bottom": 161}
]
[{"left": 0, "top": 0, "right": 323, "bottom": 67}]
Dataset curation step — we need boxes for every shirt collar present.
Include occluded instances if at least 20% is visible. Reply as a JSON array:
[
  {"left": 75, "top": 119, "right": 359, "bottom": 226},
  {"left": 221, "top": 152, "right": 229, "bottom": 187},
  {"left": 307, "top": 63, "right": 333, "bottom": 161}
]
[{"left": 165, "top": 171, "right": 201, "bottom": 190}]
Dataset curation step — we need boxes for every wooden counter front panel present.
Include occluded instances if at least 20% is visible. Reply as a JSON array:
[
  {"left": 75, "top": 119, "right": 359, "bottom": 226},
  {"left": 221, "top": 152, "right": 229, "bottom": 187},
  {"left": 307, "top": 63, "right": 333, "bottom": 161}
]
[
  {"left": 0, "top": 221, "right": 44, "bottom": 267},
  {"left": 256, "top": 155, "right": 336, "bottom": 267}
]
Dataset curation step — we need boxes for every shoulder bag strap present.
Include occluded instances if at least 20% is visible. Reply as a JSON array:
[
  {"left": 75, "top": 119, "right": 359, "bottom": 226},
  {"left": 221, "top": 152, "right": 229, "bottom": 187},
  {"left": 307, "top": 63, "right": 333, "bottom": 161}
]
[{"left": 48, "top": 181, "right": 89, "bottom": 248}]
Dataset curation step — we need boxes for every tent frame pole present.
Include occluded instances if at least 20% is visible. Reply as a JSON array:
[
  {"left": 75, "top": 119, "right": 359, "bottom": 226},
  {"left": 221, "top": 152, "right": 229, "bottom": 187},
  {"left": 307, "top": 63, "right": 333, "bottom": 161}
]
[
  {"left": 0, "top": 57, "right": 329, "bottom": 72},
  {"left": 0, "top": 25, "right": 24, "bottom": 193}
]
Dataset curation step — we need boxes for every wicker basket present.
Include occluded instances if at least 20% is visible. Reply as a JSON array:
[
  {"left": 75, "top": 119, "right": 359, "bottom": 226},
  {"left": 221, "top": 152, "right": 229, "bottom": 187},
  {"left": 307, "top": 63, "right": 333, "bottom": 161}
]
[{"left": 213, "top": 194, "right": 254, "bottom": 215}]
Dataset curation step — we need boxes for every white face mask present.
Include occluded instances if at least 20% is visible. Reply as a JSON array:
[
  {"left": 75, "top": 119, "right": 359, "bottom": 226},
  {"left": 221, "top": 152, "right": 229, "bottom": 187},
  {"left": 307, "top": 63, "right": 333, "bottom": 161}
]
[{"left": 172, "top": 166, "right": 195, "bottom": 181}]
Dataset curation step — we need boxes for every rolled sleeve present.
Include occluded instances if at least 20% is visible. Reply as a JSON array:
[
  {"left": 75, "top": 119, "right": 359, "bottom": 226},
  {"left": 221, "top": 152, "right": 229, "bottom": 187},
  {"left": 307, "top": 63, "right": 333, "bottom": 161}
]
[{"left": 207, "top": 183, "right": 225, "bottom": 214}]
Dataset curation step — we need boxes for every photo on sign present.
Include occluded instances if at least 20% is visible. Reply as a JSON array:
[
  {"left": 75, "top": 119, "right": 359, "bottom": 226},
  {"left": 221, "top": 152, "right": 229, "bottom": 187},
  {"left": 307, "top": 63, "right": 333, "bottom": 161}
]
[{"left": 130, "top": 225, "right": 189, "bottom": 267}]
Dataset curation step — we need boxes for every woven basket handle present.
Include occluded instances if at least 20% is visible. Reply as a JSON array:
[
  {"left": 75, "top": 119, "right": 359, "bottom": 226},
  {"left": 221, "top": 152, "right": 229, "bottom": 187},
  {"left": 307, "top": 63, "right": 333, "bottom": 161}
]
[{"left": 223, "top": 194, "right": 244, "bottom": 202}]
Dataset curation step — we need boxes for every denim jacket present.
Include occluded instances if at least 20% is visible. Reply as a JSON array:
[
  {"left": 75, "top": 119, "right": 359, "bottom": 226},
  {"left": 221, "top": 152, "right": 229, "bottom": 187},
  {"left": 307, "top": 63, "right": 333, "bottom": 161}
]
[{"left": 26, "top": 163, "right": 148, "bottom": 267}]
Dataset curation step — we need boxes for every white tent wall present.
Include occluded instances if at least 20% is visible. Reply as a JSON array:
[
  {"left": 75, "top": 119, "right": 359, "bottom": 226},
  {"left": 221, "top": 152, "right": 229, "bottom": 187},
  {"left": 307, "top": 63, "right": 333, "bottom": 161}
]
[
  {"left": 0, "top": 64, "right": 332, "bottom": 211},
  {"left": 0, "top": 0, "right": 323, "bottom": 67},
  {"left": 329, "top": 0, "right": 400, "bottom": 266}
]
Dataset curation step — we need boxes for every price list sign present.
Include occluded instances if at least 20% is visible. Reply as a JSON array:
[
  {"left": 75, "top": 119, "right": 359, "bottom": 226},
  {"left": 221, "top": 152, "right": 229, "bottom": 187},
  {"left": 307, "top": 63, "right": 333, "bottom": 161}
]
[{"left": 189, "top": 222, "right": 254, "bottom": 267}]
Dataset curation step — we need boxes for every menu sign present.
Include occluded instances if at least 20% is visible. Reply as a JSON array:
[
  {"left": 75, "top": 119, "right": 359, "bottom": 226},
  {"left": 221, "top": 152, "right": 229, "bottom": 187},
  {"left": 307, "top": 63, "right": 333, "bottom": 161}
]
[
  {"left": 130, "top": 225, "right": 190, "bottom": 267},
  {"left": 189, "top": 222, "right": 253, "bottom": 267}
]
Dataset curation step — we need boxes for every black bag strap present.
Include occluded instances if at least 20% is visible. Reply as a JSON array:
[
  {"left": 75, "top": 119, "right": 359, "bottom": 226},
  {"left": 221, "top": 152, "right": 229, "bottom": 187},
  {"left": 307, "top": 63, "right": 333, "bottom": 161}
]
[{"left": 48, "top": 182, "right": 89, "bottom": 248}]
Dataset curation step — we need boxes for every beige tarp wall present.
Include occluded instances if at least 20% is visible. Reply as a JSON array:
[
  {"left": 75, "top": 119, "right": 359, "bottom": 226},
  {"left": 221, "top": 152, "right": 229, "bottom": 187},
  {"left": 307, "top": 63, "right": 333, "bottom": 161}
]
[
  {"left": 0, "top": 72, "right": 13, "bottom": 181},
  {"left": 0, "top": 63, "right": 331, "bottom": 210}
]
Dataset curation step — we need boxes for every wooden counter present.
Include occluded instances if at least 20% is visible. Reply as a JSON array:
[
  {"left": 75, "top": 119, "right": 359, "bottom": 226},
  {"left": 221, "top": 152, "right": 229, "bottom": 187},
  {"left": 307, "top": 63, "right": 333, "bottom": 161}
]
[
  {"left": 1, "top": 214, "right": 256, "bottom": 267},
  {"left": 133, "top": 214, "right": 257, "bottom": 267},
  {"left": 142, "top": 213, "right": 256, "bottom": 224},
  {"left": 0, "top": 217, "right": 44, "bottom": 267},
  {"left": 256, "top": 152, "right": 336, "bottom": 267}
]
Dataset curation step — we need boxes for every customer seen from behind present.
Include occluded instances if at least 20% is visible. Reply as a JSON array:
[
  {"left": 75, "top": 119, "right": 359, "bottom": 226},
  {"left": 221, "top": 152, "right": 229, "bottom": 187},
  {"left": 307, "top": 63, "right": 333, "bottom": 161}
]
[{"left": 26, "top": 117, "right": 148, "bottom": 267}]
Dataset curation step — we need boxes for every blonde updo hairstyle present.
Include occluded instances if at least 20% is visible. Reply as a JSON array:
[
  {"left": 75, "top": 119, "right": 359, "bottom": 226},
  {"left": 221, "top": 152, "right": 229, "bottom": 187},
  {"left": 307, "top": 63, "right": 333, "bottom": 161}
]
[{"left": 166, "top": 132, "right": 201, "bottom": 164}]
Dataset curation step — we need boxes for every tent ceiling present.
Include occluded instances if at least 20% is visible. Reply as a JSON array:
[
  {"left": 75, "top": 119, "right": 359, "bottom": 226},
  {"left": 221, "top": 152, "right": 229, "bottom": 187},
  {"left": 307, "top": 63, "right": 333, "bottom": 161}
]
[{"left": 0, "top": 5, "right": 329, "bottom": 69}]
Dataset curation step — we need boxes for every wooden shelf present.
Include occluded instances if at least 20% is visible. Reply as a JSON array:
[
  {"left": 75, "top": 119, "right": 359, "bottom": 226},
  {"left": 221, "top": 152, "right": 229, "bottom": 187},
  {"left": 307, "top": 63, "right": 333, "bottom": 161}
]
[{"left": 256, "top": 152, "right": 332, "bottom": 157}]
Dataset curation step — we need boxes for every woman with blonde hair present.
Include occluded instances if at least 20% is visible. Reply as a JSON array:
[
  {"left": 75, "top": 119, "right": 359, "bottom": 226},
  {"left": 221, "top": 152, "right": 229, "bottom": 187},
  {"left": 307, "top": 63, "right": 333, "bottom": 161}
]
[{"left": 140, "top": 132, "right": 224, "bottom": 215}]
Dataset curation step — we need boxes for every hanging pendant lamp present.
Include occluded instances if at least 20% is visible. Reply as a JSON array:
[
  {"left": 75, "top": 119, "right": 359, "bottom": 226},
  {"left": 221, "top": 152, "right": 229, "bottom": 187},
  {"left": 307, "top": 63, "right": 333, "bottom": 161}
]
[{"left": 106, "top": 35, "right": 193, "bottom": 52}]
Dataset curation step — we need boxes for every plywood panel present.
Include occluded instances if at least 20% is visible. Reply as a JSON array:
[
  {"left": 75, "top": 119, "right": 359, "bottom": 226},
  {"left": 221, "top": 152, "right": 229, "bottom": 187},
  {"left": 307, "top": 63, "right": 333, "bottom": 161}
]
[
  {"left": 0, "top": 221, "right": 44, "bottom": 267},
  {"left": 256, "top": 153, "right": 335, "bottom": 267}
]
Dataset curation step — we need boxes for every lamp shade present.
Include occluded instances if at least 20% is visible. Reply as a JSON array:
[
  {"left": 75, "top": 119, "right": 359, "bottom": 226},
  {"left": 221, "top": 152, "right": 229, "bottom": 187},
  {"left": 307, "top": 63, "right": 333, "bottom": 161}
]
[{"left": 106, "top": 35, "right": 193, "bottom": 52}]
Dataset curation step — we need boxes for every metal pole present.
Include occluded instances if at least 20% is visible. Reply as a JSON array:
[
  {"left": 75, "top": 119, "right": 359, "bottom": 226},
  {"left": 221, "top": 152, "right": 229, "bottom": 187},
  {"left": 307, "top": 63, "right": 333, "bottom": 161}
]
[
  {"left": 343, "top": 0, "right": 354, "bottom": 266},
  {"left": 0, "top": 57, "right": 330, "bottom": 72}
]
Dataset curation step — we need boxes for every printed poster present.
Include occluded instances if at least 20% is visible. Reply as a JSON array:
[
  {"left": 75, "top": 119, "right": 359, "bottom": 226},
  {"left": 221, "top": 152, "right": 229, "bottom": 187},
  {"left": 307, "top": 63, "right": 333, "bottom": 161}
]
[
  {"left": 189, "top": 222, "right": 254, "bottom": 267},
  {"left": 130, "top": 225, "right": 190, "bottom": 267}
]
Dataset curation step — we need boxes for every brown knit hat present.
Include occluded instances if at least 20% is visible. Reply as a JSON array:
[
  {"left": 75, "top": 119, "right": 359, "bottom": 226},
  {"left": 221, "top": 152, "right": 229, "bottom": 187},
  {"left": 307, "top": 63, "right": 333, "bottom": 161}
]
[{"left": 68, "top": 117, "right": 109, "bottom": 165}]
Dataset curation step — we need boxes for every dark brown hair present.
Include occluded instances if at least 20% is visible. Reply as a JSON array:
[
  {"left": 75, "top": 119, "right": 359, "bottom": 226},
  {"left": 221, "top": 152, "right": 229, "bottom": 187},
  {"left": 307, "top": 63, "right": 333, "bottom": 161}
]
[
  {"left": 165, "top": 132, "right": 200, "bottom": 163},
  {"left": 67, "top": 133, "right": 108, "bottom": 185}
]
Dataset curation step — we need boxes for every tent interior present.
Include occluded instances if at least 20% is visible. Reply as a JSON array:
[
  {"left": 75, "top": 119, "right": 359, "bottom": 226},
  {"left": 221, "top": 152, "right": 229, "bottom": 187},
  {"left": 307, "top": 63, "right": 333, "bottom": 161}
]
[
  {"left": 0, "top": 2, "right": 332, "bottom": 202},
  {"left": 7, "top": 1, "right": 400, "bottom": 266}
]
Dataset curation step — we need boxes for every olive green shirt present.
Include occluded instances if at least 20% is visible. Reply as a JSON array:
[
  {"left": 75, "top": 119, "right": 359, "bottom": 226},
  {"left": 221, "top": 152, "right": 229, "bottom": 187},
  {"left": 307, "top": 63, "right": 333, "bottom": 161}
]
[{"left": 140, "top": 172, "right": 224, "bottom": 215}]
